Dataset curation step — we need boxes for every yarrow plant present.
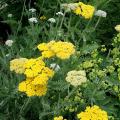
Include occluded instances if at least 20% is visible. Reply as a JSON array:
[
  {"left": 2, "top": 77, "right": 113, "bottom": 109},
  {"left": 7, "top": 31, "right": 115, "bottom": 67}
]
[
  {"left": 2, "top": 0, "right": 120, "bottom": 119},
  {"left": 11, "top": 57, "right": 54, "bottom": 97},
  {"left": 10, "top": 40, "right": 75, "bottom": 97}
]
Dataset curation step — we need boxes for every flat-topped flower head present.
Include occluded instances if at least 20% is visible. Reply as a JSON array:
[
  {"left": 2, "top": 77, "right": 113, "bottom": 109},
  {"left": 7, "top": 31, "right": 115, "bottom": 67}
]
[
  {"left": 10, "top": 58, "right": 28, "bottom": 74},
  {"left": 61, "top": 2, "right": 95, "bottom": 19},
  {"left": 29, "top": 8, "right": 36, "bottom": 13},
  {"left": 95, "top": 10, "right": 107, "bottom": 17},
  {"left": 77, "top": 105, "right": 108, "bottom": 120},
  {"left": 56, "top": 12, "right": 64, "bottom": 16},
  {"left": 24, "top": 58, "right": 54, "bottom": 78},
  {"left": 18, "top": 78, "right": 47, "bottom": 97},
  {"left": 5, "top": 40, "right": 14, "bottom": 47},
  {"left": 66, "top": 70, "right": 87, "bottom": 87},
  {"left": 37, "top": 40, "right": 75, "bottom": 59},
  {"left": 73, "top": 2, "right": 95, "bottom": 19},
  {"left": 115, "top": 25, "right": 120, "bottom": 32},
  {"left": 48, "top": 18, "right": 56, "bottom": 23},
  {"left": 28, "top": 17, "right": 38, "bottom": 23}
]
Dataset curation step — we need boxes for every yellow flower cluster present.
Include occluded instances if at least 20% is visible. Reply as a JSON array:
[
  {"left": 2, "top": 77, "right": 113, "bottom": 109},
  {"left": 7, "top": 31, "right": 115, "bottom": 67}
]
[
  {"left": 18, "top": 58, "right": 54, "bottom": 96},
  {"left": 61, "top": 2, "right": 95, "bottom": 19},
  {"left": 18, "top": 78, "right": 47, "bottom": 96},
  {"left": 10, "top": 40, "right": 74, "bottom": 97},
  {"left": 10, "top": 58, "right": 28, "bottom": 74},
  {"left": 66, "top": 70, "right": 87, "bottom": 87},
  {"left": 37, "top": 40, "right": 75, "bottom": 59},
  {"left": 40, "top": 15, "right": 46, "bottom": 20},
  {"left": 73, "top": 2, "right": 95, "bottom": 19},
  {"left": 54, "top": 116, "right": 67, "bottom": 120},
  {"left": 77, "top": 105, "right": 108, "bottom": 120}
]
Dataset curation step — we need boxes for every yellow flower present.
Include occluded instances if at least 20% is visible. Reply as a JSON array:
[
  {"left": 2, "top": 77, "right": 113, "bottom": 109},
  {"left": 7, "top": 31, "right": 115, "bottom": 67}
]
[
  {"left": 24, "top": 58, "right": 45, "bottom": 78},
  {"left": 115, "top": 25, "right": 120, "bottom": 32},
  {"left": 54, "top": 116, "right": 67, "bottom": 120},
  {"left": 24, "top": 69, "right": 34, "bottom": 78},
  {"left": 18, "top": 78, "right": 47, "bottom": 97},
  {"left": 17, "top": 57, "right": 55, "bottom": 97},
  {"left": 42, "top": 51, "right": 55, "bottom": 58},
  {"left": 74, "top": 7, "right": 82, "bottom": 15},
  {"left": 26, "top": 84, "right": 47, "bottom": 97},
  {"left": 66, "top": 70, "right": 87, "bottom": 87},
  {"left": 37, "top": 43, "right": 49, "bottom": 51},
  {"left": 77, "top": 105, "right": 108, "bottom": 120},
  {"left": 24, "top": 59, "right": 35, "bottom": 68},
  {"left": 18, "top": 78, "right": 32, "bottom": 92},
  {"left": 40, "top": 15, "right": 46, "bottom": 20},
  {"left": 37, "top": 41, "right": 75, "bottom": 59},
  {"left": 35, "top": 85, "right": 47, "bottom": 96},
  {"left": 73, "top": 2, "right": 95, "bottom": 19},
  {"left": 18, "top": 81, "right": 27, "bottom": 92},
  {"left": 10, "top": 58, "right": 28, "bottom": 74},
  {"left": 42, "top": 67, "right": 54, "bottom": 77},
  {"left": 31, "top": 64, "right": 44, "bottom": 76},
  {"left": 32, "top": 73, "right": 49, "bottom": 85}
]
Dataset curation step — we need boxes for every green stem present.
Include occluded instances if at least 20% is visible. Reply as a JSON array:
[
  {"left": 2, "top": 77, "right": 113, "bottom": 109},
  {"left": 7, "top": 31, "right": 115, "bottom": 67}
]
[
  {"left": 94, "top": 17, "right": 101, "bottom": 29},
  {"left": 107, "top": 49, "right": 111, "bottom": 58},
  {"left": 15, "top": 0, "right": 26, "bottom": 37},
  {"left": 67, "top": 87, "right": 78, "bottom": 99},
  {"left": 90, "top": 80, "right": 102, "bottom": 106},
  {"left": 82, "top": 34, "right": 86, "bottom": 47},
  {"left": 59, "top": 12, "right": 66, "bottom": 30},
  {"left": 20, "top": 97, "right": 32, "bottom": 116}
]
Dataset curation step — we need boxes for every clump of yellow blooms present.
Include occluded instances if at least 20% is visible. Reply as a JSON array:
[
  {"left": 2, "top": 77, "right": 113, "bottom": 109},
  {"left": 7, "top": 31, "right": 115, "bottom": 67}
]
[
  {"left": 77, "top": 105, "right": 108, "bottom": 120},
  {"left": 37, "top": 40, "right": 75, "bottom": 59},
  {"left": 10, "top": 58, "right": 28, "bottom": 74},
  {"left": 61, "top": 2, "right": 95, "bottom": 19},
  {"left": 10, "top": 40, "right": 75, "bottom": 97},
  {"left": 54, "top": 116, "right": 67, "bottom": 120},
  {"left": 18, "top": 58, "right": 54, "bottom": 97},
  {"left": 73, "top": 2, "right": 95, "bottom": 19},
  {"left": 24, "top": 57, "right": 54, "bottom": 79},
  {"left": 18, "top": 78, "right": 47, "bottom": 97},
  {"left": 66, "top": 70, "right": 87, "bottom": 87}
]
